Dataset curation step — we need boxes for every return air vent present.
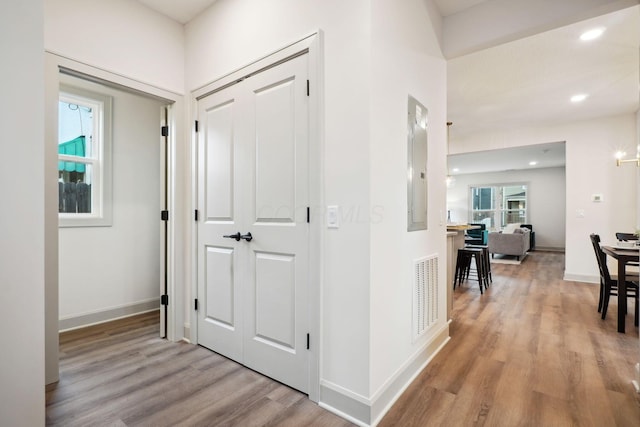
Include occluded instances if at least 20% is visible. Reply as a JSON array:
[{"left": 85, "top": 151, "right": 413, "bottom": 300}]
[{"left": 413, "top": 254, "right": 439, "bottom": 340}]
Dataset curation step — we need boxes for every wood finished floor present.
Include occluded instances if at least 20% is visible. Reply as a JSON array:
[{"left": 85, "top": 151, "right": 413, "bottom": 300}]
[
  {"left": 46, "top": 312, "right": 351, "bottom": 427},
  {"left": 380, "top": 251, "right": 640, "bottom": 427},
  {"left": 46, "top": 251, "right": 640, "bottom": 426}
]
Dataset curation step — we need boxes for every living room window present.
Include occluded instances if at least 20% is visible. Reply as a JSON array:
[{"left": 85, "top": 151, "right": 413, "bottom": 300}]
[
  {"left": 58, "top": 85, "right": 112, "bottom": 227},
  {"left": 470, "top": 184, "right": 527, "bottom": 229}
]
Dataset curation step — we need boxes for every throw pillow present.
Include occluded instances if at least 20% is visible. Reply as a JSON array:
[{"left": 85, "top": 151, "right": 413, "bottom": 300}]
[{"left": 502, "top": 223, "right": 521, "bottom": 234}]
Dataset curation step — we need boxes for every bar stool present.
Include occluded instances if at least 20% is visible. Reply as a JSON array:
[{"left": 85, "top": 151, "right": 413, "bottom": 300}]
[
  {"left": 466, "top": 244, "right": 492, "bottom": 287},
  {"left": 454, "top": 247, "right": 488, "bottom": 294}
]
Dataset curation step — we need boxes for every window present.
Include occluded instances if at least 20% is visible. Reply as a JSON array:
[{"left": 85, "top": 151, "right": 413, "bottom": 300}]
[
  {"left": 470, "top": 184, "right": 527, "bottom": 229},
  {"left": 58, "top": 85, "right": 112, "bottom": 227}
]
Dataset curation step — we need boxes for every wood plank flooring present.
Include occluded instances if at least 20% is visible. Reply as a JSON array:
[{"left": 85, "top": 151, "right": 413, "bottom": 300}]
[
  {"left": 379, "top": 251, "right": 640, "bottom": 426},
  {"left": 46, "top": 313, "right": 351, "bottom": 426},
  {"left": 47, "top": 251, "right": 640, "bottom": 426}
]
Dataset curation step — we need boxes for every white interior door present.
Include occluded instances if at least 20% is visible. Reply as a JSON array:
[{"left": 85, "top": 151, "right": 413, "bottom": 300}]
[
  {"left": 197, "top": 81, "right": 244, "bottom": 362},
  {"left": 197, "top": 53, "right": 309, "bottom": 393},
  {"left": 242, "top": 55, "right": 309, "bottom": 392}
]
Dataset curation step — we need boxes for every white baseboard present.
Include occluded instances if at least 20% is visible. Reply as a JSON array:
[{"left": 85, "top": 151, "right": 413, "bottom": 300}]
[
  {"left": 319, "top": 381, "right": 371, "bottom": 426},
  {"left": 370, "top": 324, "right": 450, "bottom": 426},
  {"left": 563, "top": 273, "right": 599, "bottom": 284},
  {"left": 184, "top": 323, "right": 191, "bottom": 342},
  {"left": 59, "top": 298, "right": 159, "bottom": 331},
  {"left": 318, "top": 322, "right": 450, "bottom": 427}
]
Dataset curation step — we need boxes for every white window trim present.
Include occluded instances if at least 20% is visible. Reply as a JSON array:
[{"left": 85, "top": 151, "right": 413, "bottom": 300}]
[{"left": 58, "top": 84, "right": 113, "bottom": 227}]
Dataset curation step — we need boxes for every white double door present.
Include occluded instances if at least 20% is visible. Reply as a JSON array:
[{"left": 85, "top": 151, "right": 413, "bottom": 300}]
[{"left": 196, "top": 54, "right": 309, "bottom": 393}]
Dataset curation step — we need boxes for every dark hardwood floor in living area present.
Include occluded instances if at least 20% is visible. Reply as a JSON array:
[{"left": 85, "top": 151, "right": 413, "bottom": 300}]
[
  {"left": 47, "top": 251, "right": 640, "bottom": 426},
  {"left": 380, "top": 251, "right": 640, "bottom": 427}
]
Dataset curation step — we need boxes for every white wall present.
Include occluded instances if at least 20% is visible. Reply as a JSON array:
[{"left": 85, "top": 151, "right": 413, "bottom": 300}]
[
  {"left": 637, "top": 109, "right": 640, "bottom": 230},
  {"left": 0, "top": 1, "right": 45, "bottom": 425},
  {"left": 369, "top": 0, "right": 448, "bottom": 418},
  {"left": 449, "top": 114, "right": 637, "bottom": 281},
  {"left": 186, "top": 0, "right": 374, "bottom": 402},
  {"left": 45, "top": 0, "right": 185, "bottom": 94},
  {"left": 636, "top": 107, "right": 640, "bottom": 376},
  {"left": 447, "top": 167, "right": 566, "bottom": 249},
  {"left": 58, "top": 74, "right": 164, "bottom": 323}
]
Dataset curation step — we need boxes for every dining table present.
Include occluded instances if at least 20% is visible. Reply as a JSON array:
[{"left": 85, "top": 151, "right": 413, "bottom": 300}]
[{"left": 601, "top": 245, "right": 639, "bottom": 333}]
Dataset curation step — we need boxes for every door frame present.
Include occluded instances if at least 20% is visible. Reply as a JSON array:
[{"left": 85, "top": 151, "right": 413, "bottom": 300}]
[
  {"left": 190, "top": 32, "right": 323, "bottom": 402},
  {"left": 160, "top": 105, "right": 169, "bottom": 339},
  {"left": 44, "top": 52, "right": 186, "bottom": 383}
]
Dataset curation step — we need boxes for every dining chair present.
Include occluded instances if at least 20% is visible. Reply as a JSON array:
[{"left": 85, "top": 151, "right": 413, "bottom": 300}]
[
  {"left": 614, "top": 233, "right": 639, "bottom": 267},
  {"left": 615, "top": 232, "right": 638, "bottom": 241},
  {"left": 589, "top": 233, "right": 639, "bottom": 326}
]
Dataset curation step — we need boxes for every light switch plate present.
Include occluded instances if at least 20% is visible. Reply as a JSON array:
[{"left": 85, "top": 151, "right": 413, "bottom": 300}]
[{"left": 327, "top": 206, "right": 339, "bottom": 228}]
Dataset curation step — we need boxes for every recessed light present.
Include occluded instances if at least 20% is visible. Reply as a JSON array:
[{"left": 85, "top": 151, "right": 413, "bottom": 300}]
[
  {"left": 571, "top": 94, "right": 588, "bottom": 103},
  {"left": 452, "top": 168, "right": 459, "bottom": 172},
  {"left": 580, "top": 27, "right": 605, "bottom": 41},
  {"left": 529, "top": 161, "right": 537, "bottom": 166}
]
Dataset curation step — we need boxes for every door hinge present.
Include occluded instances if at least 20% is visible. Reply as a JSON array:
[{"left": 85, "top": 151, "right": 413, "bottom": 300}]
[
  {"left": 306, "top": 333, "right": 310, "bottom": 350},
  {"left": 161, "top": 125, "right": 169, "bottom": 137},
  {"left": 195, "top": 120, "right": 199, "bottom": 132},
  {"left": 306, "top": 80, "right": 310, "bottom": 97},
  {"left": 194, "top": 209, "right": 199, "bottom": 221},
  {"left": 194, "top": 298, "right": 199, "bottom": 311},
  {"left": 161, "top": 294, "right": 169, "bottom": 306},
  {"left": 161, "top": 210, "right": 169, "bottom": 221},
  {"left": 306, "top": 207, "right": 310, "bottom": 223}
]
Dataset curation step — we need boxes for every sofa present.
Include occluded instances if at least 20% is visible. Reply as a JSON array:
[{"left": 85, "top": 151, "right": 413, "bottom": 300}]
[{"left": 488, "top": 226, "right": 531, "bottom": 260}]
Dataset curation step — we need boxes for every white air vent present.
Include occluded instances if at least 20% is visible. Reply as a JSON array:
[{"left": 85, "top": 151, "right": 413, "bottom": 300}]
[{"left": 413, "top": 254, "right": 439, "bottom": 340}]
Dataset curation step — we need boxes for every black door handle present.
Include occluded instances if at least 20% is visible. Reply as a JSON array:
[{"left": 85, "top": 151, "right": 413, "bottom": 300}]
[
  {"left": 223, "top": 232, "right": 241, "bottom": 241},
  {"left": 240, "top": 232, "right": 253, "bottom": 242}
]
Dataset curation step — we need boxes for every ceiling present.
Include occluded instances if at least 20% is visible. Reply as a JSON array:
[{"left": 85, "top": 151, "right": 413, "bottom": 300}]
[
  {"left": 135, "top": 1, "right": 638, "bottom": 175},
  {"left": 447, "top": 141, "right": 566, "bottom": 176},
  {"left": 136, "top": 0, "right": 486, "bottom": 24},
  {"left": 433, "top": 0, "right": 490, "bottom": 17},
  {"left": 447, "top": 5, "right": 639, "bottom": 175},
  {"left": 136, "top": 0, "right": 218, "bottom": 24},
  {"left": 447, "top": 5, "right": 640, "bottom": 142}
]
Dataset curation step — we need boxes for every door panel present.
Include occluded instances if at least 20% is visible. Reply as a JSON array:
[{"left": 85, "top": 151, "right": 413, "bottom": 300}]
[
  {"left": 197, "top": 86, "right": 243, "bottom": 363},
  {"left": 254, "top": 251, "right": 296, "bottom": 349},
  {"left": 204, "top": 246, "right": 235, "bottom": 328},
  {"left": 205, "top": 100, "right": 235, "bottom": 221},
  {"left": 197, "top": 53, "right": 309, "bottom": 393},
  {"left": 255, "top": 77, "right": 296, "bottom": 223},
  {"left": 244, "top": 55, "right": 309, "bottom": 393}
]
